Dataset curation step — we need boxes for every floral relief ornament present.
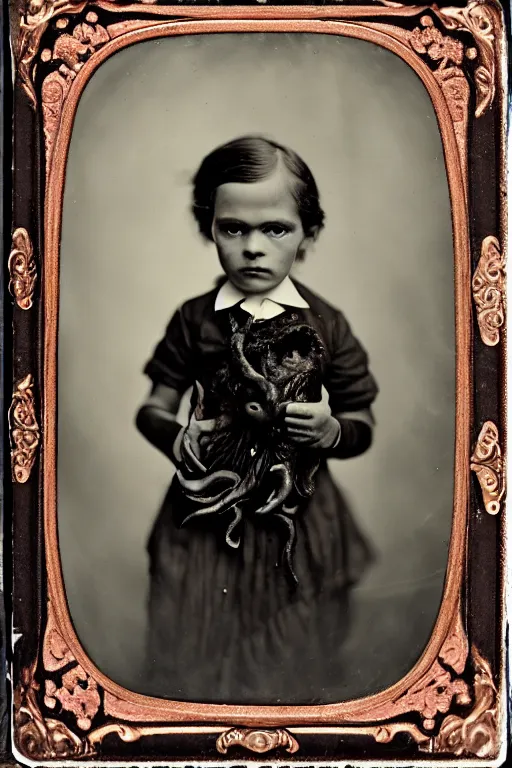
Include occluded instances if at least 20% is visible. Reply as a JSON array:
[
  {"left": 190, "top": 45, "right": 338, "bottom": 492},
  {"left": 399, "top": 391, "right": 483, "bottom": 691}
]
[
  {"left": 409, "top": 16, "right": 466, "bottom": 66},
  {"left": 16, "top": 0, "right": 88, "bottom": 107},
  {"left": 16, "top": 0, "right": 498, "bottom": 114},
  {"left": 14, "top": 641, "right": 499, "bottom": 759},
  {"left": 15, "top": 0, "right": 158, "bottom": 107},
  {"left": 16, "top": 0, "right": 498, "bottom": 180},
  {"left": 432, "top": 647, "right": 498, "bottom": 758},
  {"left": 41, "top": 608, "right": 101, "bottom": 731},
  {"left": 472, "top": 236, "right": 505, "bottom": 346},
  {"left": 14, "top": 593, "right": 499, "bottom": 760},
  {"left": 40, "top": 11, "right": 111, "bottom": 178},
  {"left": 470, "top": 421, "right": 505, "bottom": 515},
  {"left": 8, "top": 227, "right": 37, "bottom": 310},
  {"left": 44, "top": 666, "right": 100, "bottom": 731},
  {"left": 434, "top": 0, "right": 498, "bottom": 118},
  {"left": 407, "top": 14, "right": 470, "bottom": 175},
  {"left": 10, "top": 374, "right": 40, "bottom": 483}
]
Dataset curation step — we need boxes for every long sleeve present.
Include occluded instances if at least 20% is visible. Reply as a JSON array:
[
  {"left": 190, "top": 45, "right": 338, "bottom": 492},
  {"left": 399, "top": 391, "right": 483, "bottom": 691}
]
[
  {"left": 325, "top": 311, "right": 379, "bottom": 415},
  {"left": 144, "top": 307, "right": 196, "bottom": 393}
]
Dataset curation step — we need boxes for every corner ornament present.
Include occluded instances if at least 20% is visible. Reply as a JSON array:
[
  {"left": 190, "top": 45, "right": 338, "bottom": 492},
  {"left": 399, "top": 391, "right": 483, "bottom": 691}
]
[
  {"left": 10, "top": 374, "right": 40, "bottom": 483},
  {"left": 471, "top": 421, "right": 504, "bottom": 515},
  {"left": 43, "top": 608, "right": 101, "bottom": 731},
  {"left": 435, "top": 0, "right": 498, "bottom": 118},
  {"left": 40, "top": 11, "right": 112, "bottom": 179},
  {"left": 407, "top": 15, "right": 470, "bottom": 179},
  {"left": 16, "top": 0, "right": 159, "bottom": 108},
  {"left": 16, "top": 0, "right": 87, "bottom": 108},
  {"left": 432, "top": 647, "right": 498, "bottom": 758},
  {"left": 472, "top": 236, "right": 505, "bottom": 346},
  {"left": 9, "top": 228, "right": 37, "bottom": 310},
  {"left": 371, "top": 1, "right": 497, "bottom": 119},
  {"left": 15, "top": 668, "right": 89, "bottom": 760}
]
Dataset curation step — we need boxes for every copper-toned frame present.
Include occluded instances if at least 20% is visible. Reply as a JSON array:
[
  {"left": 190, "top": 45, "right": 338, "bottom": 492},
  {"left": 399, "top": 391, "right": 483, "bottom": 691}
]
[{"left": 8, "top": 0, "right": 507, "bottom": 764}]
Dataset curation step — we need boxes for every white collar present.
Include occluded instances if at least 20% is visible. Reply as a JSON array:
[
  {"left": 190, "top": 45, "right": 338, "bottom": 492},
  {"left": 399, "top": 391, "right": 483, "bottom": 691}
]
[{"left": 214, "top": 276, "right": 309, "bottom": 320}]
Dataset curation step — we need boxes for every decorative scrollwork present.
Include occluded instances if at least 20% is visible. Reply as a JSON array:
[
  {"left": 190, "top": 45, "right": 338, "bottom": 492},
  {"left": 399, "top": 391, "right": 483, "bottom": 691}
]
[
  {"left": 14, "top": 663, "right": 129, "bottom": 760},
  {"left": 216, "top": 728, "right": 299, "bottom": 755},
  {"left": 409, "top": 15, "right": 466, "bottom": 68},
  {"left": 14, "top": 667, "right": 88, "bottom": 759},
  {"left": 359, "top": 611, "right": 470, "bottom": 731},
  {"left": 432, "top": 647, "right": 498, "bottom": 758},
  {"left": 42, "top": 607, "right": 101, "bottom": 730},
  {"left": 41, "top": 11, "right": 111, "bottom": 178},
  {"left": 407, "top": 15, "right": 471, "bottom": 177},
  {"left": 471, "top": 421, "right": 504, "bottom": 515},
  {"left": 472, "top": 236, "right": 505, "bottom": 346},
  {"left": 407, "top": 2, "right": 498, "bottom": 122},
  {"left": 15, "top": 0, "right": 87, "bottom": 107},
  {"left": 387, "top": 611, "right": 470, "bottom": 730},
  {"left": 16, "top": 630, "right": 496, "bottom": 759},
  {"left": 15, "top": 0, "right": 158, "bottom": 108},
  {"left": 10, "top": 374, "right": 40, "bottom": 483},
  {"left": 9, "top": 228, "right": 37, "bottom": 309},
  {"left": 434, "top": 1, "right": 498, "bottom": 118},
  {"left": 43, "top": 615, "right": 76, "bottom": 672},
  {"left": 44, "top": 667, "right": 101, "bottom": 731}
]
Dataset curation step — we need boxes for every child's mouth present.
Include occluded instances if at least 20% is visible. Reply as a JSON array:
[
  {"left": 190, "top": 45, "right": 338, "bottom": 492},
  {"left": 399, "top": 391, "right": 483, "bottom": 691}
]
[{"left": 239, "top": 267, "right": 272, "bottom": 277}]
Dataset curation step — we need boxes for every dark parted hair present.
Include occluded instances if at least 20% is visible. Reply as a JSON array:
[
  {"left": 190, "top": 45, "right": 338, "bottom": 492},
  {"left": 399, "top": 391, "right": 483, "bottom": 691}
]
[{"left": 192, "top": 135, "right": 326, "bottom": 241}]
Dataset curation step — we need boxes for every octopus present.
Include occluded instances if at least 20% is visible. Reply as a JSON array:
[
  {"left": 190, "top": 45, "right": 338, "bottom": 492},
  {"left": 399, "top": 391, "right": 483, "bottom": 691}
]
[{"left": 175, "top": 313, "right": 326, "bottom": 581}]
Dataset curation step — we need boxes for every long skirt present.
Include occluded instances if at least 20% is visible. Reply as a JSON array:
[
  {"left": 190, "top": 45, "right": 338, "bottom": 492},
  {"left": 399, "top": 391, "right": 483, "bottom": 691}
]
[{"left": 144, "top": 463, "right": 373, "bottom": 704}]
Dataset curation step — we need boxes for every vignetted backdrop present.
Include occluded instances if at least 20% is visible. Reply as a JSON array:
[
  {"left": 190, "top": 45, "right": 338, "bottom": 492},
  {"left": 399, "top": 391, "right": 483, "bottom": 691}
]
[{"left": 58, "top": 32, "right": 455, "bottom": 699}]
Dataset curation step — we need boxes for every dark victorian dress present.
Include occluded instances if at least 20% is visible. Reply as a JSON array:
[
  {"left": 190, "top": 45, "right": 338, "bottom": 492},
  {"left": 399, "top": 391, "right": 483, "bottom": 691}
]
[{"left": 143, "top": 280, "right": 378, "bottom": 704}]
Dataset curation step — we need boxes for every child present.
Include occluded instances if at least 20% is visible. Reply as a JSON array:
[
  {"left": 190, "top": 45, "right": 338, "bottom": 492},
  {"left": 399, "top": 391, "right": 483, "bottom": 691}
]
[{"left": 137, "top": 136, "right": 378, "bottom": 704}]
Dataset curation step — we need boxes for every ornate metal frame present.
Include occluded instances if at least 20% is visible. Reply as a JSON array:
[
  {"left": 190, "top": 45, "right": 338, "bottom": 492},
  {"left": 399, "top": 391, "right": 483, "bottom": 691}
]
[{"left": 8, "top": 0, "right": 507, "bottom": 764}]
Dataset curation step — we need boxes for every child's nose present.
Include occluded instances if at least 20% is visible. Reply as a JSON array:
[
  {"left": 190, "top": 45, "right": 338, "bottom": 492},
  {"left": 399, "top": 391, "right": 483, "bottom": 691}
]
[{"left": 243, "top": 230, "right": 266, "bottom": 259}]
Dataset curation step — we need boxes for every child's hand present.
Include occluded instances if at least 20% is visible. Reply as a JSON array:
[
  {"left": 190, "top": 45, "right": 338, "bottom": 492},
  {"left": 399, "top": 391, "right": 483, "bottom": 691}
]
[{"left": 285, "top": 386, "right": 340, "bottom": 449}]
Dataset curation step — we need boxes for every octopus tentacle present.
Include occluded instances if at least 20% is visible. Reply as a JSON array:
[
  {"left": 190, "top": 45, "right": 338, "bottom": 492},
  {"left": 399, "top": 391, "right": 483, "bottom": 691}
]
[
  {"left": 231, "top": 325, "right": 278, "bottom": 404},
  {"left": 225, "top": 505, "right": 242, "bottom": 549},
  {"left": 182, "top": 431, "right": 208, "bottom": 474},
  {"left": 177, "top": 469, "right": 240, "bottom": 500},
  {"left": 181, "top": 477, "right": 255, "bottom": 525},
  {"left": 254, "top": 463, "right": 293, "bottom": 515},
  {"left": 276, "top": 513, "right": 298, "bottom": 584},
  {"left": 294, "top": 457, "right": 320, "bottom": 497}
]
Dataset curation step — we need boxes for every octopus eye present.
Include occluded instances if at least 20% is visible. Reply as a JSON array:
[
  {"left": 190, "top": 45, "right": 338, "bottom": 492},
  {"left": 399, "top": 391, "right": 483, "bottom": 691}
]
[{"left": 245, "top": 401, "right": 269, "bottom": 423}]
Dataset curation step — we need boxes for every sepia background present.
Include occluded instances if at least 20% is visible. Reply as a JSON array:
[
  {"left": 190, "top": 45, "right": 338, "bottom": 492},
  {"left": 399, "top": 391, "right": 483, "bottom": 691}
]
[{"left": 58, "top": 32, "right": 455, "bottom": 701}]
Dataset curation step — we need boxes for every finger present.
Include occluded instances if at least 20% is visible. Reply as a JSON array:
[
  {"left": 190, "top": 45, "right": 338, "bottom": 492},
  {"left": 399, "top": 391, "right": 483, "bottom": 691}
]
[
  {"left": 286, "top": 403, "right": 314, "bottom": 418},
  {"left": 286, "top": 427, "right": 314, "bottom": 438},
  {"left": 286, "top": 425, "right": 313, "bottom": 434},
  {"left": 288, "top": 434, "right": 315, "bottom": 444},
  {"left": 285, "top": 416, "right": 316, "bottom": 427},
  {"left": 321, "top": 385, "right": 330, "bottom": 404}
]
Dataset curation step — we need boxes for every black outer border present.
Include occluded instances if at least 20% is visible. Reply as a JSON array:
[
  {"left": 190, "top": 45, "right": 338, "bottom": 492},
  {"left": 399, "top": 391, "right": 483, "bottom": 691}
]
[
  {"left": 1, "top": 0, "right": 12, "bottom": 759},
  {"left": 4, "top": 0, "right": 511, "bottom": 763}
]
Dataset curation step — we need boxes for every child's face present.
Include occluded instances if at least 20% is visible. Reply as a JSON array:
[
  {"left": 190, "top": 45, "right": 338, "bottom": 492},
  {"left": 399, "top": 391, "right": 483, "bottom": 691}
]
[{"left": 211, "top": 167, "right": 314, "bottom": 295}]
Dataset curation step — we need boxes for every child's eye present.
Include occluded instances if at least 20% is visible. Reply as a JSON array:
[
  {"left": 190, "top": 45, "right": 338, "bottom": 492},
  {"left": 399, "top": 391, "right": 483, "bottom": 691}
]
[
  {"left": 262, "top": 224, "right": 289, "bottom": 238},
  {"left": 218, "top": 222, "right": 247, "bottom": 237}
]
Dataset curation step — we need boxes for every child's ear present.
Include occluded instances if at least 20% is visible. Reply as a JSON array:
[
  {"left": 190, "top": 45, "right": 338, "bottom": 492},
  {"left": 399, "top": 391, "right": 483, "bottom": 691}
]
[
  {"left": 308, "top": 225, "right": 320, "bottom": 242},
  {"left": 297, "top": 226, "right": 319, "bottom": 261}
]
